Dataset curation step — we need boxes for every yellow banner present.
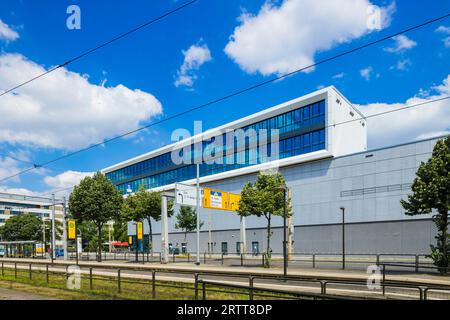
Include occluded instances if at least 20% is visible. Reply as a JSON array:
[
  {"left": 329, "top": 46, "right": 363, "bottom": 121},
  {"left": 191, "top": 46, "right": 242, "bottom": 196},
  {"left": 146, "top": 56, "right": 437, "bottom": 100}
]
[
  {"left": 137, "top": 222, "right": 143, "bottom": 240},
  {"left": 203, "top": 188, "right": 229, "bottom": 210},
  {"left": 68, "top": 220, "right": 76, "bottom": 239},
  {"left": 128, "top": 236, "right": 133, "bottom": 245},
  {"left": 203, "top": 189, "right": 240, "bottom": 212},
  {"left": 228, "top": 193, "right": 241, "bottom": 211}
]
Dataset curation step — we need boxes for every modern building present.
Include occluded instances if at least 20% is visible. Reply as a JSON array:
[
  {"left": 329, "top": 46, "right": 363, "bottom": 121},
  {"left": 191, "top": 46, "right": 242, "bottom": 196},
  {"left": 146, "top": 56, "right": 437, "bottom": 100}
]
[
  {"left": 102, "top": 86, "right": 440, "bottom": 255},
  {"left": 0, "top": 192, "right": 65, "bottom": 245}
]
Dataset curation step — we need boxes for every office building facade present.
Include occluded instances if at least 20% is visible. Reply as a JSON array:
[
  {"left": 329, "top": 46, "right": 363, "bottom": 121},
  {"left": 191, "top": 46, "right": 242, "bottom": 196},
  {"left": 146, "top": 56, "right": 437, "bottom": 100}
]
[{"left": 103, "top": 87, "right": 439, "bottom": 254}]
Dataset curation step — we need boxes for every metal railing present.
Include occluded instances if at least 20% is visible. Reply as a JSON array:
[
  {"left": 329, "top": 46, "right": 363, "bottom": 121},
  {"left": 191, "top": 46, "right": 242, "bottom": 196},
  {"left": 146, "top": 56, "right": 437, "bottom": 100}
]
[{"left": 1, "top": 258, "right": 450, "bottom": 300}]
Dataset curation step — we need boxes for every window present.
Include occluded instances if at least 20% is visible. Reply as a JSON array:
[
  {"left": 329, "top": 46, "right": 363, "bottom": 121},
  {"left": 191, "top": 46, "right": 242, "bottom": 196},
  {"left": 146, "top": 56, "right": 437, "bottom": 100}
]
[
  {"left": 110, "top": 100, "right": 326, "bottom": 193},
  {"left": 236, "top": 242, "right": 241, "bottom": 254},
  {"left": 221, "top": 242, "right": 228, "bottom": 255}
]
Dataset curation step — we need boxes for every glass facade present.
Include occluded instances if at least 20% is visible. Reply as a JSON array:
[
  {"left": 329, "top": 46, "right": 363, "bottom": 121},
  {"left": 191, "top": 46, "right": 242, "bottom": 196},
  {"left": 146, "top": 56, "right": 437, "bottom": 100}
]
[{"left": 106, "top": 100, "right": 326, "bottom": 194}]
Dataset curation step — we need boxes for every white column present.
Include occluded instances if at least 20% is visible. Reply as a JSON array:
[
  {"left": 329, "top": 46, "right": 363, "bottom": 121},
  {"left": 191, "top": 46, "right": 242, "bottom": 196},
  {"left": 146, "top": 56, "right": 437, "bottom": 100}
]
[
  {"left": 196, "top": 163, "right": 201, "bottom": 264},
  {"left": 62, "top": 196, "right": 68, "bottom": 260},
  {"left": 240, "top": 216, "right": 247, "bottom": 254},
  {"left": 51, "top": 193, "right": 56, "bottom": 259},
  {"left": 161, "top": 196, "right": 169, "bottom": 264}
]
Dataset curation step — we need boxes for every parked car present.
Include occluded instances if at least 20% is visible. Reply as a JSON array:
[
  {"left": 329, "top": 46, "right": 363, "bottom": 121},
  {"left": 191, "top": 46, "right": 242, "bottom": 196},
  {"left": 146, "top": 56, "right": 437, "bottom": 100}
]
[{"left": 55, "top": 248, "right": 64, "bottom": 257}]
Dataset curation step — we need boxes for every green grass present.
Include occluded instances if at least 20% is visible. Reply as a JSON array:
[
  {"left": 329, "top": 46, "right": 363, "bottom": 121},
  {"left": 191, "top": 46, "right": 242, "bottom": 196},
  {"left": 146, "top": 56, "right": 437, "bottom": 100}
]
[{"left": 0, "top": 266, "right": 298, "bottom": 300}]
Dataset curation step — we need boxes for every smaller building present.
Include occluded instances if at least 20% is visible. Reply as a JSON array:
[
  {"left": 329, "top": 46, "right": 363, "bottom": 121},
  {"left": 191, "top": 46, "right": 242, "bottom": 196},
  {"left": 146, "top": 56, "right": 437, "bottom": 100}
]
[{"left": 0, "top": 192, "right": 65, "bottom": 245}]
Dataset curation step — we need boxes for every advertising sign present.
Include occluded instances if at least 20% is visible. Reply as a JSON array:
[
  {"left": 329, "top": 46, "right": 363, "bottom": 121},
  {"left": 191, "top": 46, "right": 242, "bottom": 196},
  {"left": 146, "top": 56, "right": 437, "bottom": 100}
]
[
  {"left": 175, "top": 183, "right": 199, "bottom": 207},
  {"left": 137, "top": 221, "right": 143, "bottom": 240},
  {"left": 203, "top": 188, "right": 229, "bottom": 210},
  {"left": 68, "top": 220, "right": 76, "bottom": 239},
  {"left": 228, "top": 193, "right": 241, "bottom": 212}
]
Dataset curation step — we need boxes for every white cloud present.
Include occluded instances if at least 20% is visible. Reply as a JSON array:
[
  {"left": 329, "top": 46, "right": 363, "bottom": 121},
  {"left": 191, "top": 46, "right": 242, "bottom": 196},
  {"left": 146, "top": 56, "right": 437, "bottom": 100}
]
[
  {"left": 224, "top": 0, "right": 395, "bottom": 76},
  {"left": 0, "top": 156, "right": 22, "bottom": 183},
  {"left": 357, "top": 74, "right": 450, "bottom": 148},
  {"left": 384, "top": 35, "right": 417, "bottom": 53},
  {"left": 435, "top": 25, "right": 450, "bottom": 48},
  {"left": 0, "top": 53, "right": 163, "bottom": 149},
  {"left": 390, "top": 58, "right": 411, "bottom": 71},
  {"left": 435, "top": 25, "right": 450, "bottom": 34},
  {"left": 360, "top": 66, "right": 373, "bottom": 80},
  {"left": 44, "top": 170, "right": 93, "bottom": 190},
  {"left": 444, "top": 37, "right": 450, "bottom": 48},
  {"left": 0, "top": 19, "right": 19, "bottom": 41},
  {"left": 0, "top": 186, "right": 37, "bottom": 196},
  {"left": 174, "top": 42, "right": 212, "bottom": 87}
]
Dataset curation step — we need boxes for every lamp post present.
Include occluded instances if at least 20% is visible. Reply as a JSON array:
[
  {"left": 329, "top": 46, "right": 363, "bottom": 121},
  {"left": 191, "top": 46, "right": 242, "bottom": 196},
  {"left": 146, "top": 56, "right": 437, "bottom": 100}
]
[
  {"left": 340, "top": 206, "right": 345, "bottom": 270},
  {"left": 280, "top": 186, "right": 288, "bottom": 278}
]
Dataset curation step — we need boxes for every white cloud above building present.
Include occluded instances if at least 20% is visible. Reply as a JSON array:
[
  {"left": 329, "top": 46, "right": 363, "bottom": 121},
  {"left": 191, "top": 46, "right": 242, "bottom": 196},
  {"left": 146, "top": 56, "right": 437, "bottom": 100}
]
[
  {"left": 224, "top": 0, "right": 395, "bottom": 76},
  {"left": 0, "top": 53, "right": 163, "bottom": 150},
  {"left": 357, "top": 74, "right": 450, "bottom": 148},
  {"left": 0, "top": 19, "right": 19, "bottom": 41},
  {"left": 174, "top": 41, "right": 212, "bottom": 88},
  {"left": 384, "top": 35, "right": 417, "bottom": 53}
]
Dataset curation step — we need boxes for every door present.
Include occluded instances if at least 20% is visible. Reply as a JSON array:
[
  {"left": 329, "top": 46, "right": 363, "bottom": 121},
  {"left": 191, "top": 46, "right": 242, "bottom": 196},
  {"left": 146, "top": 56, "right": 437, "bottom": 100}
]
[
  {"left": 252, "top": 241, "right": 259, "bottom": 256},
  {"left": 221, "top": 242, "right": 228, "bottom": 255}
]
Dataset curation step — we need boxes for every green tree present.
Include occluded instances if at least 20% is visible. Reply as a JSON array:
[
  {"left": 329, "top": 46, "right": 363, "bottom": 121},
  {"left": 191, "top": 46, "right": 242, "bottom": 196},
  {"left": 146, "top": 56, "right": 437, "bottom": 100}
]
[
  {"left": 68, "top": 172, "right": 123, "bottom": 261},
  {"left": 237, "top": 172, "right": 292, "bottom": 267},
  {"left": 121, "top": 185, "right": 173, "bottom": 253},
  {"left": 175, "top": 206, "right": 203, "bottom": 243},
  {"left": 77, "top": 220, "right": 99, "bottom": 252},
  {"left": 112, "top": 220, "right": 128, "bottom": 243},
  {"left": 0, "top": 214, "right": 42, "bottom": 241},
  {"left": 43, "top": 219, "right": 63, "bottom": 252},
  {"left": 401, "top": 136, "right": 450, "bottom": 273}
]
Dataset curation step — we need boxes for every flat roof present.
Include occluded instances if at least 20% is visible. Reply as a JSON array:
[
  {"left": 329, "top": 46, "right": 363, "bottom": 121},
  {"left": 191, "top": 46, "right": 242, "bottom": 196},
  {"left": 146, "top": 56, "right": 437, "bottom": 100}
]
[{"left": 0, "top": 192, "right": 63, "bottom": 205}]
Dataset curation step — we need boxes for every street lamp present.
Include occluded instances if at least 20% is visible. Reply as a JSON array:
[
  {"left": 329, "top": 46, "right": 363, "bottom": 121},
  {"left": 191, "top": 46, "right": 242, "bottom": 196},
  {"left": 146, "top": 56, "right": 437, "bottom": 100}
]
[
  {"left": 280, "top": 186, "right": 288, "bottom": 278},
  {"left": 340, "top": 206, "right": 345, "bottom": 270}
]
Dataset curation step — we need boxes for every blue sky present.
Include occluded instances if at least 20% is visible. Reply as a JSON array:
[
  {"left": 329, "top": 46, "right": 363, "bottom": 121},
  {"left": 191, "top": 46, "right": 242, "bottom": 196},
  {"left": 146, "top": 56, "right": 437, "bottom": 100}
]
[{"left": 0, "top": 0, "right": 449, "bottom": 196}]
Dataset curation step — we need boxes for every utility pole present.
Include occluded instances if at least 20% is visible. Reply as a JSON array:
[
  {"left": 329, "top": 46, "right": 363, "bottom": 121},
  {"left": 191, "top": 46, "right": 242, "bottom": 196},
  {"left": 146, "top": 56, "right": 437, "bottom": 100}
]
[
  {"left": 240, "top": 216, "right": 247, "bottom": 254},
  {"left": 42, "top": 218, "right": 46, "bottom": 258},
  {"left": 282, "top": 187, "right": 287, "bottom": 278},
  {"left": 287, "top": 188, "right": 293, "bottom": 260},
  {"left": 340, "top": 206, "right": 345, "bottom": 270},
  {"left": 62, "top": 196, "right": 68, "bottom": 261},
  {"left": 195, "top": 162, "right": 200, "bottom": 265},
  {"left": 51, "top": 193, "right": 56, "bottom": 260},
  {"left": 208, "top": 210, "right": 212, "bottom": 257}
]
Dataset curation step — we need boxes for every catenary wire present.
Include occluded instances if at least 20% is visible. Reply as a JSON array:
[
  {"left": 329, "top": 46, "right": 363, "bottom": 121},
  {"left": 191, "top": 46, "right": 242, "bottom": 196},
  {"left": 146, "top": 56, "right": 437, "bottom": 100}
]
[{"left": 1, "top": 12, "right": 449, "bottom": 184}]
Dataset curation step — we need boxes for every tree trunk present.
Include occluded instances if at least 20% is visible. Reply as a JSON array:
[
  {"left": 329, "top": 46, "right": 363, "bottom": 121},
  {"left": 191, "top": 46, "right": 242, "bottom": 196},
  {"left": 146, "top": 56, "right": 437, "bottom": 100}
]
[
  {"left": 97, "top": 224, "right": 102, "bottom": 262},
  {"left": 147, "top": 217, "right": 153, "bottom": 256},
  {"left": 266, "top": 213, "right": 272, "bottom": 258},
  {"left": 436, "top": 209, "right": 449, "bottom": 273}
]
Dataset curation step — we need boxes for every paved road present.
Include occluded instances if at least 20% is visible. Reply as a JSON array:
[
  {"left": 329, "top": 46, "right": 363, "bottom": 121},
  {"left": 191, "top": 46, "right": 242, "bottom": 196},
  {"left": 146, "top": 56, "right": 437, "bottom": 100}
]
[{"left": 0, "top": 287, "right": 54, "bottom": 300}]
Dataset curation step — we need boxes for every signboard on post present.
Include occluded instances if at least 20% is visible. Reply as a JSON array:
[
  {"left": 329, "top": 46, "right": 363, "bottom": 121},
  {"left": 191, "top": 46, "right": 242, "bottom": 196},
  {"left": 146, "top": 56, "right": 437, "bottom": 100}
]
[
  {"left": 203, "top": 188, "right": 229, "bottom": 210},
  {"left": 76, "top": 237, "right": 82, "bottom": 254},
  {"left": 203, "top": 189, "right": 241, "bottom": 211},
  {"left": 175, "top": 183, "right": 199, "bottom": 207},
  {"left": 128, "top": 236, "right": 133, "bottom": 245},
  {"left": 68, "top": 220, "right": 76, "bottom": 240},
  {"left": 228, "top": 193, "right": 241, "bottom": 211},
  {"left": 136, "top": 221, "right": 143, "bottom": 240}
]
